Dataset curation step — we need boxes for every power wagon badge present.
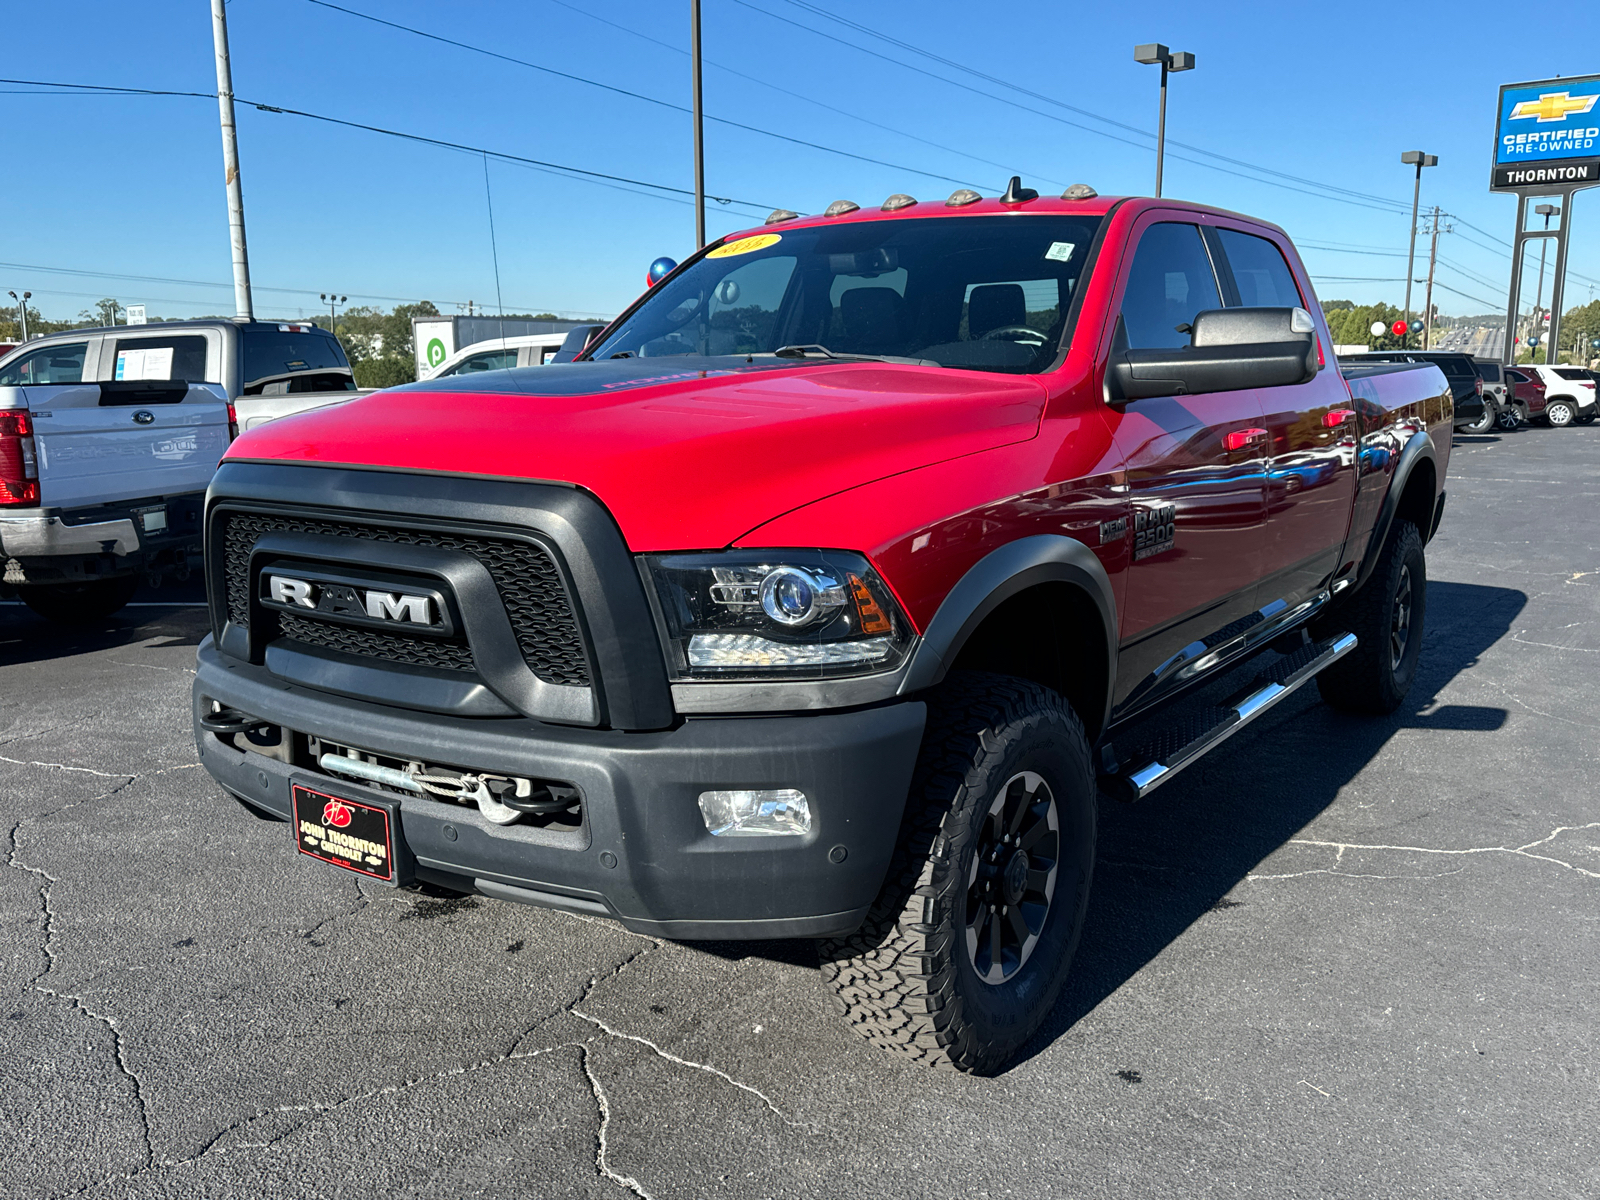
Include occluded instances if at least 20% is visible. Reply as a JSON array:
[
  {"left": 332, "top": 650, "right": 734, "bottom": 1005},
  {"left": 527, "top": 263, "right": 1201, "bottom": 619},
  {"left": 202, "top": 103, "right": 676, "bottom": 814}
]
[{"left": 1132, "top": 504, "right": 1176, "bottom": 561}]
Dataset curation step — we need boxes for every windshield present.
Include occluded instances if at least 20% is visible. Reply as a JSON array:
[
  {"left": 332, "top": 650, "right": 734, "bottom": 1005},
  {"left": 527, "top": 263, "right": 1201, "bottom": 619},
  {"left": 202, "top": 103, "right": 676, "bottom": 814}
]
[{"left": 589, "top": 214, "right": 1104, "bottom": 374}]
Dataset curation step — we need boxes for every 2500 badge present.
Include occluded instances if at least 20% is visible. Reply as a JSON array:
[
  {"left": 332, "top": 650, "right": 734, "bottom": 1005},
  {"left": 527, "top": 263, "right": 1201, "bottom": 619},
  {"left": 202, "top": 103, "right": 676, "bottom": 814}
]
[{"left": 1133, "top": 504, "right": 1176, "bottom": 561}]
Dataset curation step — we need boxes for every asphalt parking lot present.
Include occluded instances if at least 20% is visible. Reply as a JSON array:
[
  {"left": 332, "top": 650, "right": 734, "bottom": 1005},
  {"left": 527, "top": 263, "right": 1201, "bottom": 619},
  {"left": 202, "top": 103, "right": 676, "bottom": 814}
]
[{"left": 3, "top": 422, "right": 1596, "bottom": 1200}]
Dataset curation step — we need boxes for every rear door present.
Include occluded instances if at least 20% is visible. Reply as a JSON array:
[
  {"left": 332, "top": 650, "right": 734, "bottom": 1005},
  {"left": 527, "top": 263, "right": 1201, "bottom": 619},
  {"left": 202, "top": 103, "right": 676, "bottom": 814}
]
[
  {"left": 27, "top": 380, "right": 230, "bottom": 509},
  {"left": 1107, "top": 218, "right": 1269, "bottom": 715},
  {"left": 1210, "top": 225, "right": 1357, "bottom": 614}
]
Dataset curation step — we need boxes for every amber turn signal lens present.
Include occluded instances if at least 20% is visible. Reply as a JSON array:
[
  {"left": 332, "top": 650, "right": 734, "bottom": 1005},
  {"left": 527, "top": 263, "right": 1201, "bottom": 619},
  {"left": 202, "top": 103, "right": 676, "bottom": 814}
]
[{"left": 849, "top": 574, "right": 892, "bottom": 634}]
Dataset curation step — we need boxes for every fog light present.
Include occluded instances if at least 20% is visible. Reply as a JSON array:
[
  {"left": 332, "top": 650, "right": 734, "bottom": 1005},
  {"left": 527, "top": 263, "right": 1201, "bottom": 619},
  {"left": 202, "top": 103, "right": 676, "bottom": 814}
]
[{"left": 698, "top": 789, "right": 811, "bottom": 837}]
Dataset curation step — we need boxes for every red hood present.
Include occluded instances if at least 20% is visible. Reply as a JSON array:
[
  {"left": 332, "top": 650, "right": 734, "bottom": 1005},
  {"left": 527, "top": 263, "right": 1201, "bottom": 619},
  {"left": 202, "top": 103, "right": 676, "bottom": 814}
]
[{"left": 226, "top": 360, "right": 1046, "bottom": 549}]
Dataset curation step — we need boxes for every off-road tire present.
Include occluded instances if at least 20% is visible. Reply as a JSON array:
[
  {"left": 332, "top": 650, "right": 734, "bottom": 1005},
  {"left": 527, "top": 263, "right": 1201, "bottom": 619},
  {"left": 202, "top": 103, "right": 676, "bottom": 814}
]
[
  {"left": 819, "top": 672, "right": 1096, "bottom": 1075},
  {"left": 1461, "top": 404, "right": 1495, "bottom": 434},
  {"left": 1313, "top": 520, "right": 1426, "bottom": 715},
  {"left": 18, "top": 576, "right": 139, "bottom": 624},
  {"left": 1546, "top": 399, "right": 1576, "bottom": 427}
]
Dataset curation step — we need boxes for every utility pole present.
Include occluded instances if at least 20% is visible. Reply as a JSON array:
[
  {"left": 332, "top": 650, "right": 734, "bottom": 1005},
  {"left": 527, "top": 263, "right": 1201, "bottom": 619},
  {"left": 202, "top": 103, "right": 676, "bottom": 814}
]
[
  {"left": 321, "top": 293, "right": 347, "bottom": 335},
  {"left": 211, "top": 0, "right": 254, "bottom": 321},
  {"left": 1134, "top": 44, "right": 1196, "bottom": 198},
  {"left": 691, "top": 0, "right": 706, "bottom": 248},
  {"left": 1400, "top": 151, "right": 1437, "bottom": 349},
  {"left": 1423, "top": 207, "right": 1441, "bottom": 350}
]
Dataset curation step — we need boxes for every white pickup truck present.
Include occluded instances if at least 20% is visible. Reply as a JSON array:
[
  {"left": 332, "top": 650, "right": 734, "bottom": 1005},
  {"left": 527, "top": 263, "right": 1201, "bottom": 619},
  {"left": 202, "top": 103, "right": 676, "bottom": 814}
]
[
  {"left": 0, "top": 374, "right": 230, "bottom": 621},
  {"left": 0, "top": 319, "right": 373, "bottom": 622}
]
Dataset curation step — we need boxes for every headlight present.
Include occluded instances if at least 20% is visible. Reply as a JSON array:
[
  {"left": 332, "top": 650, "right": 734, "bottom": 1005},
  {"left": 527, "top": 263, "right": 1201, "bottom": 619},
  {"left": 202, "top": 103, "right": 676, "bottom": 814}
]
[{"left": 642, "top": 550, "right": 913, "bottom": 681}]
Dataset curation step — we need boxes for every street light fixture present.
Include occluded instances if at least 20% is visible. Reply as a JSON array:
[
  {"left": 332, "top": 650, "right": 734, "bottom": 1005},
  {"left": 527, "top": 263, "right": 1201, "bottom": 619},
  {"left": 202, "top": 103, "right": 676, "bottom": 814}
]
[
  {"left": 321, "top": 293, "right": 347, "bottom": 335},
  {"left": 1400, "top": 151, "right": 1437, "bottom": 348},
  {"left": 1531, "top": 204, "right": 1560, "bottom": 358},
  {"left": 1134, "top": 43, "right": 1196, "bottom": 198},
  {"left": 6, "top": 290, "right": 30, "bottom": 343}
]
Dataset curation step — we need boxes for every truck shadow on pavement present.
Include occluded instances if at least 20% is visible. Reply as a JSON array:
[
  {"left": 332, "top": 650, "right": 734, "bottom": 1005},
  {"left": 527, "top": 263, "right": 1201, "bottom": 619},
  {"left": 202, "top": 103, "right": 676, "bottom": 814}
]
[
  {"left": 1018, "top": 579, "right": 1526, "bottom": 1068},
  {"left": 0, "top": 603, "right": 209, "bottom": 666}
]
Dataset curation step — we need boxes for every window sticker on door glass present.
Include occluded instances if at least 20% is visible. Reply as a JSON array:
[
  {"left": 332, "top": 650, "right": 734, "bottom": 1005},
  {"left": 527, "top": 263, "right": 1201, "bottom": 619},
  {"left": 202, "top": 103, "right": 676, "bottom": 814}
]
[
  {"left": 1044, "top": 241, "right": 1076, "bottom": 263},
  {"left": 114, "top": 346, "right": 174, "bottom": 380}
]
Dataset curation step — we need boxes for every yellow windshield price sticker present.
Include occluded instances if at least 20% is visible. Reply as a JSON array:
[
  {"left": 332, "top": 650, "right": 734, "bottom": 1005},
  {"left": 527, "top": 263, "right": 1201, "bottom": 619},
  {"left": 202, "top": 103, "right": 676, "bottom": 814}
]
[{"left": 708, "top": 233, "right": 782, "bottom": 258}]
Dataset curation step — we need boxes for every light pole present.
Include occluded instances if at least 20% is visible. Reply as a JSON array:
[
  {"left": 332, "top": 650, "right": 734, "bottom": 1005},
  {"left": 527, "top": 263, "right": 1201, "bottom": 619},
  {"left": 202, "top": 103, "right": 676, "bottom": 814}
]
[
  {"left": 1400, "top": 151, "right": 1437, "bottom": 349},
  {"left": 7, "top": 291, "right": 30, "bottom": 343},
  {"left": 1531, "top": 204, "right": 1560, "bottom": 360},
  {"left": 321, "top": 293, "right": 347, "bottom": 336},
  {"left": 1134, "top": 43, "right": 1196, "bottom": 198}
]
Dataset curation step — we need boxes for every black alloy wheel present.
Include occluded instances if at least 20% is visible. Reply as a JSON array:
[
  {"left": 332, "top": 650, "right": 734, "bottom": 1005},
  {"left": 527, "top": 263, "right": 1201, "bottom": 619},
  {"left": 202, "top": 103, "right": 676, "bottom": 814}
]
[
  {"left": 1496, "top": 406, "right": 1522, "bottom": 431},
  {"left": 965, "top": 771, "right": 1059, "bottom": 985},
  {"left": 1389, "top": 563, "right": 1413, "bottom": 672}
]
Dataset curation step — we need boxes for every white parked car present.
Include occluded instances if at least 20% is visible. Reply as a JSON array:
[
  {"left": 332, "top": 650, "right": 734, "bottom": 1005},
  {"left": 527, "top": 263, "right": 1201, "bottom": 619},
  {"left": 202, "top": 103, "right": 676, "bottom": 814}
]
[
  {"left": 1526, "top": 365, "right": 1597, "bottom": 427},
  {"left": 423, "top": 333, "right": 571, "bottom": 380}
]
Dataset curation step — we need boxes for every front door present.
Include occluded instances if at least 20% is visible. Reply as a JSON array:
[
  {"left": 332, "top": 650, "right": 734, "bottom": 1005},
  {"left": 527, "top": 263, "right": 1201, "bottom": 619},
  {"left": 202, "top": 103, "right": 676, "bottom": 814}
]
[{"left": 1106, "top": 220, "right": 1268, "bottom": 717}]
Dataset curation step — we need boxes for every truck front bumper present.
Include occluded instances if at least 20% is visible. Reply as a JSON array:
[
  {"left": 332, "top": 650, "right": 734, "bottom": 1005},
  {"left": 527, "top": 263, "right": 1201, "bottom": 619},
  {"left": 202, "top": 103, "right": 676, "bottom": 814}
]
[{"left": 194, "top": 638, "right": 926, "bottom": 940}]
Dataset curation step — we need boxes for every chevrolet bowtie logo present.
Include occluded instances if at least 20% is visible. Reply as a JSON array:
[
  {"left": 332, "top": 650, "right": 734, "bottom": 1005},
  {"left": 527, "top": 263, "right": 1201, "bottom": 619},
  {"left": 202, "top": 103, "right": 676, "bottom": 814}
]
[{"left": 1510, "top": 91, "right": 1598, "bottom": 123}]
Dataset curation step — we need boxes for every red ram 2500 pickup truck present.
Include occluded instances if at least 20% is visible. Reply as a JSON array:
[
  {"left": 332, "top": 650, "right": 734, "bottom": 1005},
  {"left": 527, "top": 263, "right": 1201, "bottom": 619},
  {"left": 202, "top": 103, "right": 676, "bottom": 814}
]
[{"left": 194, "top": 184, "right": 1451, "bottom": 1074}]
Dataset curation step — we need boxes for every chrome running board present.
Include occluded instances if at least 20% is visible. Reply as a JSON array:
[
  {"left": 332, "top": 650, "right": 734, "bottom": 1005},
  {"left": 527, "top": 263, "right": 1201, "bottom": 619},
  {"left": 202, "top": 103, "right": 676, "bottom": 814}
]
[{"left": 1100, "top": 633, "right": 1358, "bottom": 803}]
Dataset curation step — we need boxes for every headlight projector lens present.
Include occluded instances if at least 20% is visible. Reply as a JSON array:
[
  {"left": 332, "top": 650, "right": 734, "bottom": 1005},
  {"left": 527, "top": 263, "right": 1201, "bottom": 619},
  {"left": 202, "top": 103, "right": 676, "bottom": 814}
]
[{"left": 759, "top": 566, "right": 844, "bottom": 627}]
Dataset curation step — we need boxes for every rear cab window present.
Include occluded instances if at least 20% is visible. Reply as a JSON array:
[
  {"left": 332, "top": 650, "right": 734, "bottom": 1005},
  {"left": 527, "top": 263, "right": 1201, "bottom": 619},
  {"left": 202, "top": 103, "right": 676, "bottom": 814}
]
[
  {"left": 0, "top": 341, "right": 89, "bottom": 385},
  {"left": 441, "top": 349, "right": 517, "bottom": 376},
  {"left": 1214, "top": 228, "right": 1304, "bottom": 308},
  {"left": 110, "top": 335, "right": 212, "bottom": 384},
  {"left": 1432, "top": 357, "right": 1477, "bottom": 380},
  {"left": 241, "top": 327, "right": 354, "bottom": 395}
]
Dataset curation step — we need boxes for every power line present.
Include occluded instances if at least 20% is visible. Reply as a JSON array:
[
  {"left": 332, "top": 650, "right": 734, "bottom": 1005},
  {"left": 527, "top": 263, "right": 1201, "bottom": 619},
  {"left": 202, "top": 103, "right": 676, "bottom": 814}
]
[
  {"left": 1, "top": 76, "right": 781, "bottom": 214},
  {"left": 747, "top": 0, "right": 1413, "bottom": 214},
  {"left": 541, "top": 0, "right": 1063, "bottom": 188},
  {"left": 300, "top": 0, "right": 987, "bottom": 190}
]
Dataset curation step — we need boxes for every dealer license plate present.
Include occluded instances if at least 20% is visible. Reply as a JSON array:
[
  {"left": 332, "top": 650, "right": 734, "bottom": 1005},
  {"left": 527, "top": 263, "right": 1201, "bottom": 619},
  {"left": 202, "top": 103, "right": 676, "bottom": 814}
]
[{"left": 291, "top": 783, "right": 403, "bottom": 884}]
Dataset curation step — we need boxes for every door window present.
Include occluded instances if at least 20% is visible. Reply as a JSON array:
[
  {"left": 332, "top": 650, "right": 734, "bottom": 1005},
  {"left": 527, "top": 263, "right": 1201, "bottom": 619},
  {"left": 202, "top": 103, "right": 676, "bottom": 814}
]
[
  {"left": 1119, "top": 223, "right": 1224, "bottom": 349},
  {"left": 443, "top": 349, "right": 518, "bottom": 376},
  {"left": 0, "top": 342, "right": 88, "bottom": 385},
  {"left": 1215, "top": 229, "right": 1304, "bottom": 308},
  {"left": 111, "top": 335, "right": 212, "bottom": 382}
]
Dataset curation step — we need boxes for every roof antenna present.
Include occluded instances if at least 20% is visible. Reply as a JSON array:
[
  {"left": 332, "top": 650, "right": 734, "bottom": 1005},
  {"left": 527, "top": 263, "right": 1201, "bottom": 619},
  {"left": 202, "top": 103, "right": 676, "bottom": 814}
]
[{"left": 1000, "top": 176, "right": 1038, "bottom": 205}]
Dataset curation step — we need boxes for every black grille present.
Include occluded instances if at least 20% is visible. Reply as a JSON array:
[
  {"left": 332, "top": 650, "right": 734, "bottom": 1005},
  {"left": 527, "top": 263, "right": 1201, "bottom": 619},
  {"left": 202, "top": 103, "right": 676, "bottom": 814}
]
[
  {"left": 220, "top": 510, "right": 591, "bottom": 686},
  {"left": 278, "top": 613, "right": 476, "bottom": 673}
]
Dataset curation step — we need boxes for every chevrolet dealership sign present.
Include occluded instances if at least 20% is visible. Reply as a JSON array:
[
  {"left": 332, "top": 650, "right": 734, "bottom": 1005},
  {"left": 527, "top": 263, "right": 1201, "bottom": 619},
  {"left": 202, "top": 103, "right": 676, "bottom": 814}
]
[{"left": 1492, "top": 75, "right": 1600, "bottom": 190}]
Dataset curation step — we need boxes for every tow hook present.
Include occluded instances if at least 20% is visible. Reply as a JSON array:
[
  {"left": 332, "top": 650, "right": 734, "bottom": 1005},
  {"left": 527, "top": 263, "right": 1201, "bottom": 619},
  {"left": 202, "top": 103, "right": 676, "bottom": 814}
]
[{"left": 316, "top": 752, "right": 531, "bottom": 825}]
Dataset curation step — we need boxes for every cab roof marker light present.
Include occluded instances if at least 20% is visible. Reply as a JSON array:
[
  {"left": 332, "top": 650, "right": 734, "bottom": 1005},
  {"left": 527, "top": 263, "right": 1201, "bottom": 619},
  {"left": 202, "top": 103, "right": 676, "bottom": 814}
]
[
  {"left": 765, "top": 208, "right": 800, "bottom": 225},
  {"left": 946, "top": 189, "right": 982, "bottom": 207},
  {"left": 881, "top": 193, "right": 917, "bottom": 212},
  {"left": 1061, "top": 183, "right": 1098, "bottom": 200},
  {"left": 824, "top": 199, "right": 861, "bottom": 217}
]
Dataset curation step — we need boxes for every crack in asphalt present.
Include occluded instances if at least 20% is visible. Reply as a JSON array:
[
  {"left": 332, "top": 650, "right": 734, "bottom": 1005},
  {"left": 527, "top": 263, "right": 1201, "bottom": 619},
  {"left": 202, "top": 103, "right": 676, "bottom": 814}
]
[
  {"left": 580, "top": 1043, "right": 656, "bottom": 1200},
  {"left": 6, "top": 800, "right": 156, "bottom": 1176},
  {"left": 1264, "top": 823, "right": 1600, "bottom": 881}
]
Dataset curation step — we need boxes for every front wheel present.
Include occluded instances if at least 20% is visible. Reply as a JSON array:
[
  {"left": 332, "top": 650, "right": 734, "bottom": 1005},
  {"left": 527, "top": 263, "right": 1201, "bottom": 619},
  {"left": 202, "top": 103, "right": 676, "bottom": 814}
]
[
  {"left": 18, "top": 576, "right": 139, "bottom": 624},
  {"left": 1546, "top": 399, "right": 1576, "bottom": 427},
  {"left": 820, "top": 673, "right": 1096, "bottom": 1075},
  {"left": 1313, "top": 521, "right": 1426, "bottom": 715}
]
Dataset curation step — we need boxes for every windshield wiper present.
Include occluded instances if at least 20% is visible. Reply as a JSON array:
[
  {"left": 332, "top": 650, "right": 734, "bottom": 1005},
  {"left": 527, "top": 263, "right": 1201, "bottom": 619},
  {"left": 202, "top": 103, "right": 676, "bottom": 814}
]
[
  {"left": 772, "top": 344, "right": 936, "bottom": 366},
  {"left": 773, "top": 344, "right": 838, "bottom": 359}
]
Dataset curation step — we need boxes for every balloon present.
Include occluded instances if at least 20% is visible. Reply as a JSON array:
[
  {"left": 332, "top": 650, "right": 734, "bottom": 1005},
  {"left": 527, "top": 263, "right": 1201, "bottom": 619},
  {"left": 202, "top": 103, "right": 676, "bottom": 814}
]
[
  {"left": 1392, "top": 320, "right": 1408, "bottom": 336},
  {"left": 1370, "top": 321, "right": 1387, "bottom": 336},
  {"left": 646, "top": 256, "right": 678, "bottom": 288}
]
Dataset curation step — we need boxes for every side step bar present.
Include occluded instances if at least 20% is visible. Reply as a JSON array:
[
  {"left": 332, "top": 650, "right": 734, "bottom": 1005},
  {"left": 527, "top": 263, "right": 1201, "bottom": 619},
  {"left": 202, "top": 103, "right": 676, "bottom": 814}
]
[{"left": 1100, "top": 633, "right": 1357, "bottom": 803}]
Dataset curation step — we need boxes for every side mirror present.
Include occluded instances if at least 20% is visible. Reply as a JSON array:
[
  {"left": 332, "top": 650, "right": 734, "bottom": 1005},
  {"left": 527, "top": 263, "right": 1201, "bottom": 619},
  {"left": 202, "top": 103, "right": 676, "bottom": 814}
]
[
  {"left": 549, "top": 323, "right": 609, "bottom": 364},
  {"left": 1108, "top": 307, "right": 1318, "bottom": 402}
]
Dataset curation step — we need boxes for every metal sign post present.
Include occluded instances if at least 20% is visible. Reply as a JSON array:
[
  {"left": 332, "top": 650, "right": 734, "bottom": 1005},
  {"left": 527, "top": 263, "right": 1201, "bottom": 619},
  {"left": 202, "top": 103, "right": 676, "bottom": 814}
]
[{"left": 1490, "top": 74, "right": 1599, "bottom": 364}]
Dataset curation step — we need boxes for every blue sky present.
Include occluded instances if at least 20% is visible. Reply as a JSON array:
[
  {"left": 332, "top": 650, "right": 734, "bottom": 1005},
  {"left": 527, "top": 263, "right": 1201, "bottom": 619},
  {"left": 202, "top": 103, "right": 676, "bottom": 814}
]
[{"left": 6, "top": 0, "right": 1599, "bottom": 325}]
